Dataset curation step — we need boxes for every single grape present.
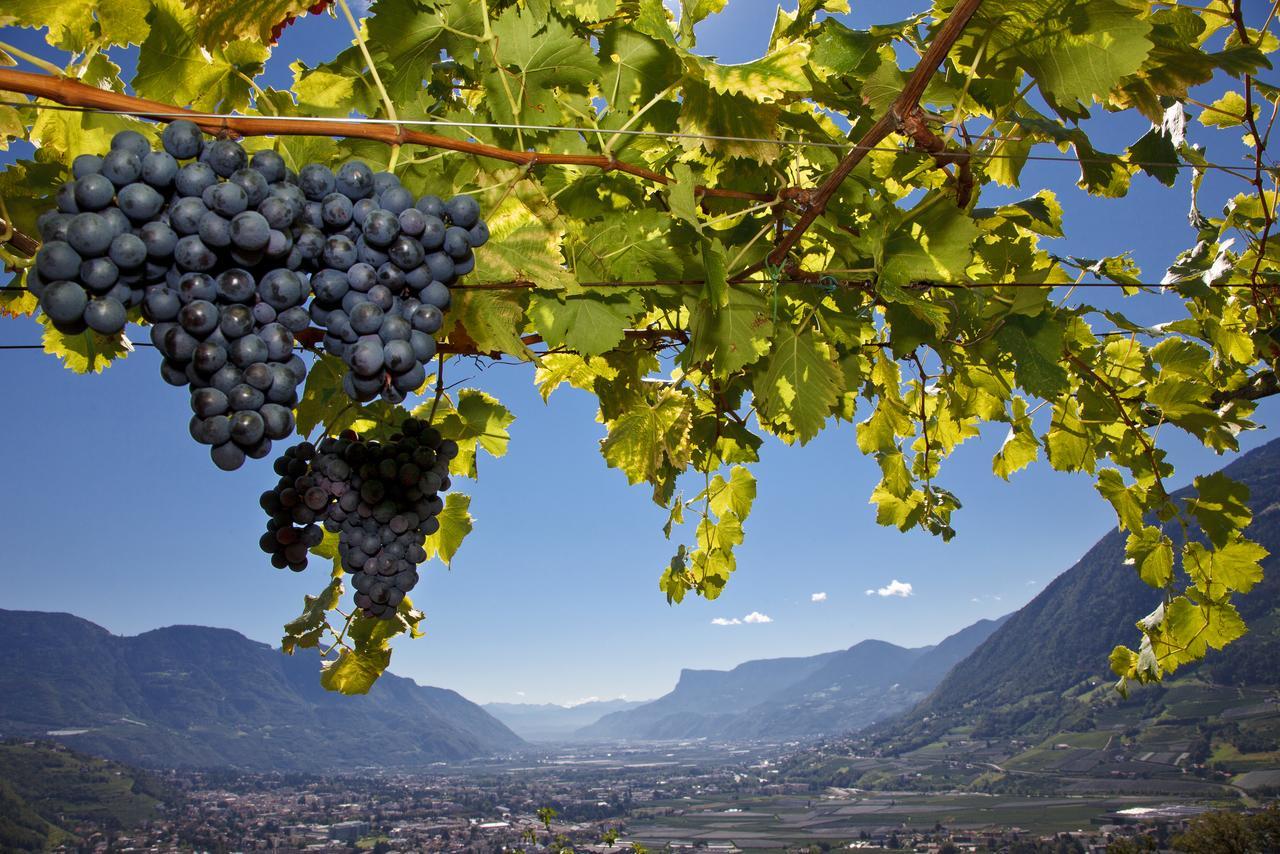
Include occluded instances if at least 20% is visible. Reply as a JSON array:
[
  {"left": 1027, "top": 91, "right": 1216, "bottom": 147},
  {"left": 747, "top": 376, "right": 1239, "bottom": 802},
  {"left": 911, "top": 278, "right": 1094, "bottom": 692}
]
[
  {"left": 82, "top": 297, "right": 127, "bottom": 334},
  {"left": 205, "top": 139, "right": 248, "bottom": 178},
  {"left": 422, "top": 217, "right": 448, "bottom": 250},
  {"left": 379, "top": 186, "right": 414, "bottom": 215},
  {"left": 362, "top": 209, "right": 400, "bottom": 247},
  {"left": 257, "top": 195, "right": 294, "bottom": 230},
  {"left": 67, "top": 213, "right": 117, "bottom": 258},
  {"left": 179, "top": 272, "right": 219, "bottom": 304},
  {"left": 193, "top": 341, "right": 229, "bottom": 375},
  {"left": 278, "top": 306, "right": 310, "bottom": 333},
  {"left": 416, "top": 195, "right": 446, "bottom": 218},
  {"left": 445, "top": 194, "right": 480, "bottom": 228},
  {"left": 336, "top": 160, "right": 374, "bottom": 199},
  {"left": 211, "top": 441, "right": 247, "bottom": 471},
  {"left": 411, "top": 304, "right": 443, "bottom": 334},
  {"left": 230, "top": 210, "right": 271, "bottom": 251},
  {"left": 104, "top": 236, "right": 145, "bottom": 274},
  {"left": 219, "top": 303, "right": 255, "bottom": 339},
  {"left": 228, "top": 383, "right": 266, "bottom": 412},
  {"left": 174, "top": 235, "right": 217, "bottom": 271},
  {"left": 388, "top": 234, "right": 425, "bottom": 270},
  {"left": 179, "top": 299, "right": 220, "bottom": 337},
  {"left": 71, "top": 154, "right": 104, "bottom": 179},
  {"left": 348, "top": 338, "right": 385, "bottom": 376},
  {"left": 40, "top": 280, "right": 89, "bottom": 327},
  {"left": 230, "top": 410, "right": 266, "bottom": 446},
  {"left": 259, "top": 268, "right": 303, "bottom": 310},
  {"left": 321, "top": 192, "right": 354, "bottom": 228},
  {"left": 250, "top": 149, "right": 287, "bottom": 183},
  {"left": 350, "top": 301, "right": 384, "bottom": 335},
  {"left": 175, "top": 162, "right": 218, "bottom": 197},
  {"left": 118, "top": 183, "right": 165, "bottom": 222},
  {"left": 216, "top": 268, "right": 257, "bottom": 304},
  {"left": 229, "top": 168, "right": 269, "bottom": 207},
  {"left": 139, "top": 221, "right": 179, "bottom": 259},
  {"left": 298, "top": 163, "right": 336, "bottom": 200},
  {"left": 37, "top": 241, "right": 83, "bottom": 281},
  {"left": 206, "top": 181, "right": 249, "bottom": 217},
  {"left": 162, "top": 120, "right": 204, "bottom": 160},
  {"left": 73, "top": 174, "right": 115, "bottom": 212},
  {"left": 79, "top": 257, "right": 119, "bottom": 293},
  {"left": 110, "top": 130, "right": 152, "bottom": 160},
  {"left": 322, "top": 235, "right": 358, "bottom": 270},
  {"left": 443, "top": 226, "right": 471, "bottom": 260},
  {"left": 312, "top": 268, "right": 350, "bottom": 303},
  {"left": 101, "top": 149, "right": 143, "bottom": 187},
  {"left": 230, "top": 334, "right": 270, "bottom": 367}
]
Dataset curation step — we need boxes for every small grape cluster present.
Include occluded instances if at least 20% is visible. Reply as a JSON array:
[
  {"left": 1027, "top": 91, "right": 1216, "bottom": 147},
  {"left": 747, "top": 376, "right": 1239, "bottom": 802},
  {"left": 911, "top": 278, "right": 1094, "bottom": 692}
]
[
  {"left": 258, "top": 418, "right": 457, "bottom": 618},
  {"left": 30, "top": 129, "right": 184, "bottom": 336},
  {"left": 301, "top": 164, "right": 488, "bottom": 403}
]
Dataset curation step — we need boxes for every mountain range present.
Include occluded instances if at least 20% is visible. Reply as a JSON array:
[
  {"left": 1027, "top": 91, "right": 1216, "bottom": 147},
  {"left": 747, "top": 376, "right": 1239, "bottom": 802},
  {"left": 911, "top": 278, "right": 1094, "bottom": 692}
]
[
  {"left": 483, "top": 699, "right": 647, "bottom": 741},
  {"left": 0, "top": 611, "right": 524, "bottom": 771},
  {"left": 871, "top": 436, "right": 1280, "bottom": 748},
  {"left": 577, "top": 615, "right": 1009, "bottom": 741}
]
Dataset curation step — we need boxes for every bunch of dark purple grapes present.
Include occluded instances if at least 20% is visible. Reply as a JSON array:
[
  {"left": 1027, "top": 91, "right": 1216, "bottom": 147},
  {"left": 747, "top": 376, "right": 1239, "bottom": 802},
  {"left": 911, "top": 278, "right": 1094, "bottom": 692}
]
[
  {"left": 259, "top": 418, "right": 457, "bottom": 619},
  {"left": 300, "top": 164, "right": 488, "bottom": 403}
]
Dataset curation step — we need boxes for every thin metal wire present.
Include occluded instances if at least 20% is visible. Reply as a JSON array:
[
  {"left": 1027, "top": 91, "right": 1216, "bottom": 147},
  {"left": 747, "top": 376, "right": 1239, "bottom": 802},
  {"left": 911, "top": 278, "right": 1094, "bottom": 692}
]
[{"left": 0, "top": 100, "right": 1255, "bottom": 174}]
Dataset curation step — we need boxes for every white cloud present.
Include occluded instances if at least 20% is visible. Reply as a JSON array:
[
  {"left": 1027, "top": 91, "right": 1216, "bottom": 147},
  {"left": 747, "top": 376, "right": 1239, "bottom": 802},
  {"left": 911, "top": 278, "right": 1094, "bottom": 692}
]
[
  {"left": 711, "top": 611, "right": 774, "bottom": 626},
  {"left": 866, "top": 580, "right": 914, "bottom": 598},
  {"left": 515, "top": 691, "right": 526, "bottom": 697},
  {"left": 811, "top": 592, "right": 828, "bottom": 602}
]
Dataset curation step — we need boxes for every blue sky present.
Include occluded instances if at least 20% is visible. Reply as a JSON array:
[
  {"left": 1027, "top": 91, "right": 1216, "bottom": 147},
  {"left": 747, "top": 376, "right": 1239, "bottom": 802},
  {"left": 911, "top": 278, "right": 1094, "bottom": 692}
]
[{"left": 1, "top": 2, "right": 1275, "bottom": 706}]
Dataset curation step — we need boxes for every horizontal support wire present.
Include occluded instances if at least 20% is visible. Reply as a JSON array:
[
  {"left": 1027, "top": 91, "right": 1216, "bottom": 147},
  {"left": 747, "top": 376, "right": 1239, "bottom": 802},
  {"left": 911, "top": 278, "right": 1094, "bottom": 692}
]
[
  {"left": 0, "top": 281, "right": 1234, "bottom": 294},
  {"left": 0, "top": 99, "right": 1254, "bottom": 174}
]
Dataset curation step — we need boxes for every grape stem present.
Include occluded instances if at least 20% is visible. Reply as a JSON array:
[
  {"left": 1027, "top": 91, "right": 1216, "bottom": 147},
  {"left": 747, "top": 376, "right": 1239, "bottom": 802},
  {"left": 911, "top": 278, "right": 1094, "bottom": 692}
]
[
  {"left": 428, "top": 353, "right": 447, "bottom": 423},
  {"left": 764, "top": 0, "right": 986, "bottom": 267}
]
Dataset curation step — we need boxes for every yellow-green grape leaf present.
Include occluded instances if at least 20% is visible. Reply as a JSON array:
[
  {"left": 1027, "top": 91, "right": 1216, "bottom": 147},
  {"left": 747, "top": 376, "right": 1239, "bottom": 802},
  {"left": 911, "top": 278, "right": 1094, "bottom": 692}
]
[
  {"left": 754, "top": 326, "right": 841, "bottom": 444},
  {"left": 184, "top": 0, "right": 316, "bottom": 46},
  {"left": 423, "top": 493, "right": 473, "bottom": 566},
  {"left": 686, "top": 41, "right": 812, "bottom": 103},
  {"left": 880, "top": 201, "right": 980, "bottom": 285},
  {"left": 40, "top": 317, "right": 129, "bottom": 374},
  {"left": 1197, "top": 91, "right": 1255, "bottom": 129},
  {"left": 1185, "top": 538, "right": 1267, "bottom": 596},
  {"left": 1124, "top": 525, "right": 1174, "bottom": 588},
  {"left": 134, "top": 0, "right": 268, "bottom": 112},
  {"left": 320, "top": 645, "right": 392, "bottom": 695},
  {"left": 707, "top": 466, "right": 756, "bottom": 521},
  {"left": 1183, "top": 472, "right": 1251, "bottom": 549},
  {"left": 530, "top": 291, "right": 642, "bottom": 356},
  {"left": 601, "top": 391, "right": 693, "bottom": 485}
]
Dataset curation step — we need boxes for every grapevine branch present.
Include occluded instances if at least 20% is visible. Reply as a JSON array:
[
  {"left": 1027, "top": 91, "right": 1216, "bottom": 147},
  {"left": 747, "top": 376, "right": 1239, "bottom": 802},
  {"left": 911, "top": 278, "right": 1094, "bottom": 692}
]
[
  {"left": 0, "top": 69, "right": 771, "bottom": 203},
  {"left": 765, "top": 0, "right": 986, "bottom": 266}
]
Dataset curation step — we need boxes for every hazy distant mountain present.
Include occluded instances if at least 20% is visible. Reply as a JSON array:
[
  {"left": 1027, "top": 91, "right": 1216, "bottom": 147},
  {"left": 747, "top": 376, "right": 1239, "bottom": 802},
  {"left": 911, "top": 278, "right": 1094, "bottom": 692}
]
[
  {"left": 881, "top": 438, "right": 1280, "bottom": 743},
  {"left": 578, "top": 616, "right": 1008, "bottom": 741},
  {"left": 483, "top": 699, "right": 647, "bottom": 741},
  {"left": 0, "top": 610, "right": 524, "bottom": 771}
]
